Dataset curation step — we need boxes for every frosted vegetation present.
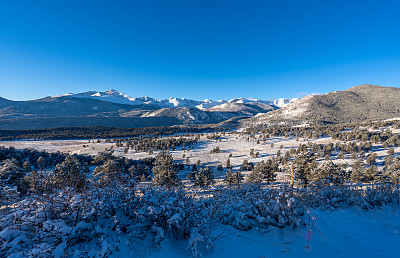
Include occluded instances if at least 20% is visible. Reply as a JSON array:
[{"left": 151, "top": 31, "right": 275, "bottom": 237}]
[{"left": 1, "top": 119, "right": 400, "bottom": 256}]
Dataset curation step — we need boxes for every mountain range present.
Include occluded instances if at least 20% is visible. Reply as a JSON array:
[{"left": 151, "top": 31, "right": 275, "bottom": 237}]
[
  {"left": 0, "top": 90, "right": 295, "bottom": 129},
  {"left": 1, "top": 85, "right": 398, "bottom": 130},
  {"left": 55, "top": 89, "right": 295, "bottom": 109}
]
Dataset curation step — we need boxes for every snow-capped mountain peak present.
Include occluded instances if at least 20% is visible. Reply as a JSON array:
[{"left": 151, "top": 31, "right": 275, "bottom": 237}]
[
  {"left": 104, "top": 89, "right": 120, "bottom": 95},
  {"left": 51, "top": 90, "right": 296, "bottom": 110}
]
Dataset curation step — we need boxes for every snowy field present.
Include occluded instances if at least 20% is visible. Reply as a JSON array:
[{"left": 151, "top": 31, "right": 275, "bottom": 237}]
[
  {"left": 1, "top": 134, "right": 326, "bottom": 184},
  {"left": 2, "top": 131, "right": 400, "bottom": 183}
]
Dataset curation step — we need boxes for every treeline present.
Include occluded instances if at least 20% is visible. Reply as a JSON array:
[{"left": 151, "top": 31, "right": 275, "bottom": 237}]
[
  {"left": 113, "top": 135, "right": 199, "bottom": 153},
  {"left": 0, "top": 125, "right": 225, "bottom": 141}
]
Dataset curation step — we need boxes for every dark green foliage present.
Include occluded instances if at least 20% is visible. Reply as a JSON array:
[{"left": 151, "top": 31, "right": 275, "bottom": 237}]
[
  {"left": 93, "top": 159, "right": 123, "bottom": 185},
  {"left": 225, "top": 168, "right": 243, "bottom": 187},
  {"left": 152, "top": 151, "right": 181, "bottom": 188},
  {"left": 226, "top": 158, "right": 231, "bottom": 169},
  {"left": 246, "top": 166, "right": 263, "bottom": 184},
  {"left": 240, "top": 159, "right": 254, "bottom": 171},
  {"left": 294, "top": 152, "right": 317, "bottom": 188},
  {"left": 247, "top": 159, "right": 278, "bottom": 185},
  {"left": 364, "top": 165, "right": 380, "bottom": 182},
  {"left": 224, "top": 168, "right": 235, "bottom": 186},
  {"left": 54, "top": 156, "right": 87, "bottom": 190},
  {"left": 191, "top": 166, "right": 214, "bottom": 187},
  {"left": 0, "top": 125, "right": 221, "bottom": 141},
  {"left": 350, "top": 159, "right": 364, "bottom": 182},
  {"left": 210, "top": 147, "right": 221, "bottom": 154},
  {"left": 311, "top": 161, "right": 343, "bottom": 185},
  {"left": 0, "top": 158, "right": 24, "bottom": 191},
  {"left": 366, "top": 153, "right": 377, "bottom": 165}
]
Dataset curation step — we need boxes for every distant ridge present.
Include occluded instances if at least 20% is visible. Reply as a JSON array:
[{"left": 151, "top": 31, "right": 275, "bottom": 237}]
[{"left": 0, "top": 90, "right": 291, "bottom": 129}]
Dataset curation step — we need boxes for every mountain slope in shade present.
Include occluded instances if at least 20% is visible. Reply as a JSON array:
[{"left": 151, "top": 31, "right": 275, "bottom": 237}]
[
  {"left": 250, "top": 84, "right": 400, "bottom": 125},
  {"left": 141, "top": 107, "right": 240, "bottom": 124}
]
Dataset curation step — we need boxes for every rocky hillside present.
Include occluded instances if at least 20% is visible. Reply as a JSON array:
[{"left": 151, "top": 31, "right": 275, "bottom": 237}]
[{"left": 249, "top": 85, "right": 400, "bottom": 125}]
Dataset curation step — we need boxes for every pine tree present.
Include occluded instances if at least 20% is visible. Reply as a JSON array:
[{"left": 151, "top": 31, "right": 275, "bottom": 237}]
[
  {"left": 0, "top": 158, "right": 24, "bottom": 190},
  {"left": 152, "top": 150, "right": 181, "bottom": 188},
  {"left": 364, "top": 165, "right": 379, "bottom": 182},
  {"left": 246, "top": 166, "right": 263, "bottom": 184},
  {"left": 312, "top": 161, "right": 341, "bottom": 185},
  {"left": 294, "top": 152, "right": 317, "bottom": 188},
  {"left": 240, "top": 159, "right": 254, "bottom": 171},
  {"left": 246, "top": 159, "right": 277, "bottom": 185},
  {"left": 226, "top": 158, "right": 232, "bottom": 169},
  {"left": 224, "top": 168, "right": 234, "bottom": 186},
  {"left": 37, "top": 156, "right": 45, "bottom": 171},
  {"left": 54, "top": 156, "right": 86, "bottom": 190},
  {"left": 23, "top": 161, "right": 31, "bottom": 173},
  {"left": 193, "top": 166, "right": 214, "bottom": 187},
  {"left": 250, "top": 148, "right": 255, "bottom": 158},
  {"left": 366, "top": 153, "right": 377, "bottom": 165},
  {"left": 350, "top": 159, "right": 364, "bottom": 183},
  {"left": 233, "top": 170, "right": 243, "bottom": 187},
  {"left": 264, "top": 159, "right": 278, "bottom": 184}
]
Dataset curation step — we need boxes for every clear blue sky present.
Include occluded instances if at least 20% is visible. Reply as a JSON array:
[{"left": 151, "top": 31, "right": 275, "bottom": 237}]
[{"left": 1, "top": 0, "right": 400, "bottom": 101}]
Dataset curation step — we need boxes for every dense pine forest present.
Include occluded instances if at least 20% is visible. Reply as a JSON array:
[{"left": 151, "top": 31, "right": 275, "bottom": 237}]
[{"left": 0, "top": 125, "right": 224, "bottom": 141}]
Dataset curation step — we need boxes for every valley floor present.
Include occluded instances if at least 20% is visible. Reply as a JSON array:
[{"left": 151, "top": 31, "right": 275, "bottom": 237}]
[
  {"left": 2, "top": 127, "right": 400, "bottom": 257},
  {"left": 2, "top": 129, "right": 400, "bottom": 185}
]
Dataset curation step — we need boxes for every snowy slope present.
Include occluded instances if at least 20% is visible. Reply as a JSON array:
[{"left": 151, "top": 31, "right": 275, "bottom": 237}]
[
  {"left": 228, "top": 97, "right": 270, "bottom": 104},
  {"left": 273, "top": 98, "right": 298, "bottom": 107},
  {"left": 206, "top": 102, "right": 277, "bottom": 115},
  {"left": 143, "top": 206, "right": 400, "bottom": 258},
  {"left": 196, "top": 99, "right": 227, "bottom": 110}
]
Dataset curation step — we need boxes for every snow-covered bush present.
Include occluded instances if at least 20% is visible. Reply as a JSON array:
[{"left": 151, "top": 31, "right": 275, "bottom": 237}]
[{"left": 214, "top": 186, "right": 304, "bottom": 230}]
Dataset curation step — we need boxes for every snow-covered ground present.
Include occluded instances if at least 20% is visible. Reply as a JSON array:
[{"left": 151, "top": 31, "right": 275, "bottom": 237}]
[{"left": 142, "top": 206, "right": 400, "bottom": 258}]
